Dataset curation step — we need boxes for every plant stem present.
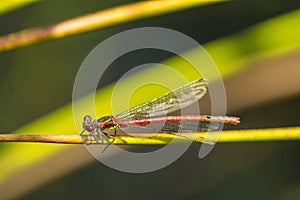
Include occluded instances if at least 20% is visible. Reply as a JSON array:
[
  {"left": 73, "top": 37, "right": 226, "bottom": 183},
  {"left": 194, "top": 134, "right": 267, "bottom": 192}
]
[
  {"left": 1, "top": 127, "right": 300, "bottom": 144},
  {"left": 0, "top": 0, "right": 220, "bottom": 52}
]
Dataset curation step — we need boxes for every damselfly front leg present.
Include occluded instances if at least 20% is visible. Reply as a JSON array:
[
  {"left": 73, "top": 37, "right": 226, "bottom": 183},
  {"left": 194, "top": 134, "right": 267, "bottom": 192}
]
[{"left": 81, "top": 115, "right": 115, "bottom": 147}]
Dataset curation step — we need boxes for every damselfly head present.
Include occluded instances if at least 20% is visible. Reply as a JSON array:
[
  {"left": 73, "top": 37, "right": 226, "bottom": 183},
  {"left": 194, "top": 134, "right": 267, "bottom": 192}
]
[
  {"left": 83, "top": 115, "right": 95, "bottom": 132},
  {"left": 83, "top": 115, "right": 92, "bottom": 123}
]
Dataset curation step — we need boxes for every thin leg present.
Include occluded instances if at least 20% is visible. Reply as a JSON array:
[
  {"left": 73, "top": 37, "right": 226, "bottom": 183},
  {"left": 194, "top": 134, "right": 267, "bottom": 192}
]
[
  {"left": 80, "top": 130, "right": 92, "bottom": 144},
  {"left": 83, "top": 128, "right": 115, "bottom": 151},
  {"left": 93, "top": 129, "right": 104, "bottom": 144},
  {"left": 80, "top": 129, "right": 85, "bottom": 136},
  {"left": 102, "top": 131, "right": 115, "bottom": 142},
  {"left": 101, "top": 130, "right": 114, "bottom": 153}
]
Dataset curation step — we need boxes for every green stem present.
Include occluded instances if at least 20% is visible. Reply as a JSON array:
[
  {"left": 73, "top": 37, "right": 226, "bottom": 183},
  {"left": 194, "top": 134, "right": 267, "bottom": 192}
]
[
  {"left": 1, "top": 127, "right": 300, "bottom": 144},
  {"left": 0, "top": 0, "right": 221, "bottom": 52}
]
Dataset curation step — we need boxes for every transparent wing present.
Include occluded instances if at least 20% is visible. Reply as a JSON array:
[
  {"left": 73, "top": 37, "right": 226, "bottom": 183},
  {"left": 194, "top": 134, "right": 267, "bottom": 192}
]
[
  {"left": 117, "top": 119, "right": 219, "bottom": 145},
  {"left": 119, "top": 120, "right": 220, "bottom": 133},
  {"left": 115, "top": 78, "right": 209, "bottom": 120}
]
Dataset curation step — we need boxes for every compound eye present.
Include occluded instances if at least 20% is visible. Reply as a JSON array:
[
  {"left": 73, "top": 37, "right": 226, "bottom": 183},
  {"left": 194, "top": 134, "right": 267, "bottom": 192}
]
[
  {"left": 83, "top": 115, "right": 92, "bottom": 123},
  {"left": 85, "top": 125, "right": 94, "bottom": 132}
]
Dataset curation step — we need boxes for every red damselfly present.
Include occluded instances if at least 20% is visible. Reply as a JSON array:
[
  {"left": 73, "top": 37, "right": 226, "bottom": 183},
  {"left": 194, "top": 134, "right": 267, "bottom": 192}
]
[{"left": 80, "top": 78, "right": 240, "bottom": 146}]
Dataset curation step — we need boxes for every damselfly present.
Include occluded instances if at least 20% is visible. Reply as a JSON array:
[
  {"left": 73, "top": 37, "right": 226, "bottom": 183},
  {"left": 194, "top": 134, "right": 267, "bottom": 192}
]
[{"left": 80, "top": 78, "right": 240, "bottom": 146}]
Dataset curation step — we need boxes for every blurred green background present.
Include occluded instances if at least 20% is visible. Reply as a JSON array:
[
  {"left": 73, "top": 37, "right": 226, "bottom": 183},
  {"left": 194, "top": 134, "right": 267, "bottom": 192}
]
[{"left": 1, "top": 0, "right": 300, "bottom": 199}]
